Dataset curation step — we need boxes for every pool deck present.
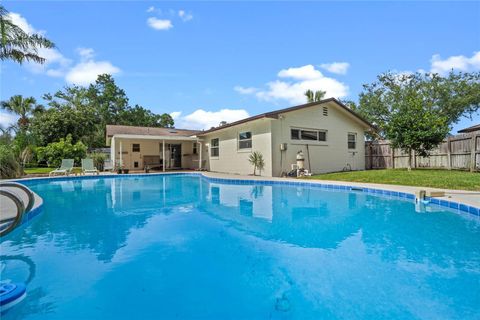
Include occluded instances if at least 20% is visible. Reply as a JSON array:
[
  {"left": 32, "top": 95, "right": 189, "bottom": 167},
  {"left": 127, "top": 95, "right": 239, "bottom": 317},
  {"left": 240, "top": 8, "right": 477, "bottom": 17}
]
[
  {"left": 199, "top": 172, "right": 480, "bottom": 209},
  {"left": 6, "top": 170, "right": 480, "bottom": 211}
]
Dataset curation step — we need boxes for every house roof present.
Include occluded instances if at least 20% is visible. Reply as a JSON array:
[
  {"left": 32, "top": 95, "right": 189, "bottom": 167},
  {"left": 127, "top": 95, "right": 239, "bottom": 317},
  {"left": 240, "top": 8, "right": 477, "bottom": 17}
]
[
  {"left": 458, "top": 124, "right": 480, "bottom": 133},
  {"left": 106, "top": 125, "right": 200, "bottom": 138},
  {"left": 196, "top": 98, "right": 376, "bottom": 136}
]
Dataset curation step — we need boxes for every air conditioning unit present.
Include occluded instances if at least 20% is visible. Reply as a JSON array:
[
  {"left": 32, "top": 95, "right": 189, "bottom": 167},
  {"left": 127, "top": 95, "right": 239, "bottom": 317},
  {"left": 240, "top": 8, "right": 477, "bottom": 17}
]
[{"left": 280, "top": 143, "right": 288, "bottom": 151}]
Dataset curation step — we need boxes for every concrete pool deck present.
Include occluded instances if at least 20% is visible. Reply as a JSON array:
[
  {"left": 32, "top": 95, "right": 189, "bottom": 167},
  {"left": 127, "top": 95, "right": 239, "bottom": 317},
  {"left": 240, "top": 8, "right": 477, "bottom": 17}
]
[{"left": 4, "top": 171, "right": 479, "bottom": 219}]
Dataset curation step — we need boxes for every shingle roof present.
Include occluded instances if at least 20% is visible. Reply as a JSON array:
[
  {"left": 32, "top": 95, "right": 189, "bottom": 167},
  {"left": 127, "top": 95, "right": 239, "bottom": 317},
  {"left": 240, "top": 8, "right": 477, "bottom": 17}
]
[
  {"left": 458, "top": 124, "right": 480, "bottom": 133},
  {"left": 196, "top": 98, "right": 376, "bottom": 136},
  {"left": 106, "top": 125, "right": 200, "bottom": 137}
]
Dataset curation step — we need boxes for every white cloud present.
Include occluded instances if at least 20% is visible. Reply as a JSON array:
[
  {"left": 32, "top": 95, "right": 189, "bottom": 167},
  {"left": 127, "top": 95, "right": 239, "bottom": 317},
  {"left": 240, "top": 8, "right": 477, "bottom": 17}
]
[
  {"left": 6, "top": 12, "right": 42, "bottom": 35},
  {"left": 147, "top": 17, "right": 173, "bottom": 30},
  {"left": 319, "top": 62, "right": 350, "bottom": 75},
  {"left": 0, "top": 111, "right": 18, "bottom": 129},
  {"left": 237, "top": 64, "right": 349, "bottom": 105},
  {"left": 65, "top": 51, "right": 121, "bottom": 86},
  {"left": 9, "top": 12, "right": 120, "bottom": 86},
  {"left": 234, "top": 86, "right": 258, "bottom": 94},
  {"left": 173, "top": 109, "right": 250, "bottom": 130},
  {"left": 278, "top": 65, "right": 322, "bottom": 80},
  {"left": 170, "top": 111, "right": 182, "bottom": 120},
  {"left": 431, "top": 52, "right": 480, "bottom": 75},
  {"left": 178, "top": 10, "right": 193, "bottom": 22},
  {"left": 146, "top": 6, "right": 155, "bottom": 13}
]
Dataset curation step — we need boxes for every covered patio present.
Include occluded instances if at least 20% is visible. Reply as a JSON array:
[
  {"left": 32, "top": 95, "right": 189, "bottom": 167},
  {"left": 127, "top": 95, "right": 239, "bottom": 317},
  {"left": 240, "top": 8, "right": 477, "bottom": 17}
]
[{"left": 106, "top": 125, "right": 205, "bottom": 171}]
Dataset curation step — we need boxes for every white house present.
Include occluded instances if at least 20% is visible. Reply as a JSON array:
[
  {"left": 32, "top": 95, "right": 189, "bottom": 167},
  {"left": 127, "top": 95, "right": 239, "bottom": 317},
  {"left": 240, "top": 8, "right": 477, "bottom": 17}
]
[{"left": 106, "top": 98, "right": 375, "bottom": 176}]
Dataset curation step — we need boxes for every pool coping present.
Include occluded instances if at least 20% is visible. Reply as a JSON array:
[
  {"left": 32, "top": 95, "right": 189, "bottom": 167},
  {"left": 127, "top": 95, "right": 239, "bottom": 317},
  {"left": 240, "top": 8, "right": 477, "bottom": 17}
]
[{"left": 9, "top": 171, "right": 480, "bottom": 218}]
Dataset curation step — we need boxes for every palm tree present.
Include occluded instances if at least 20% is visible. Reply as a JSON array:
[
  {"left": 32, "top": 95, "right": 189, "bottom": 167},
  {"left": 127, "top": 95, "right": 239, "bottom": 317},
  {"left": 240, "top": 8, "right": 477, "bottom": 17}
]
[
  {"left": 248, "top": 151, "right": 265, "bottom": 176},
  {"left": 0, "top": 5, "right": 55, "bottom": 64},
  {"left": 305, "top": 89, "right": 326, "bottom": 103},
  {"left": 1, "top": 95, "right": 40, "bottom": 129}
]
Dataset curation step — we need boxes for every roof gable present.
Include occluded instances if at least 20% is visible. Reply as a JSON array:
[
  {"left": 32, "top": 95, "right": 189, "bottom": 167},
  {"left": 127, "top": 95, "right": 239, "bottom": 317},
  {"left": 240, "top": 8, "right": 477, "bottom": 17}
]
[{"left": 197, "top": 98, "right": 375, "bottom": 135}]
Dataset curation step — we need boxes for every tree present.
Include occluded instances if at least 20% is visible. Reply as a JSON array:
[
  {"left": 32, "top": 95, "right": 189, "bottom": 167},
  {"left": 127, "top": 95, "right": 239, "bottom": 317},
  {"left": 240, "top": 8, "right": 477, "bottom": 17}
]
[
  {"left": 158, "top": 113, "right": 174, "bottom": 128},
  {"left": 1, "top": 95, "right": 41, "bottom": 130},
  {"left": 30, "top": 105, "right": 97, "bottom": 146},
  {"left": 0, "top": 5, "right": 55, "bottom": 64},
  {"left": 358, "top": 71, "right": 480, "bottom": 136},
  {"left": 305, "top": 89, "right": 326, "bottom": 103},
  {"left": 36, "top": 134, "right": 87, "bottom": 167},
  {"left": 357, "top": 72, "right": 462, "bottom": 169},
  {"left": 248, "top": 151, "right": 265, "bottom": 176}
]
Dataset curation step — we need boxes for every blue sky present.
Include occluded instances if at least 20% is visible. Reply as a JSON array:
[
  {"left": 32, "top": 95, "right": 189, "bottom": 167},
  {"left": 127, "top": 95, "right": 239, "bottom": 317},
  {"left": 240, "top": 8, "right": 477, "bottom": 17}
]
[{"left": 1, "top": 1, "right": 479, "bottom": 131}]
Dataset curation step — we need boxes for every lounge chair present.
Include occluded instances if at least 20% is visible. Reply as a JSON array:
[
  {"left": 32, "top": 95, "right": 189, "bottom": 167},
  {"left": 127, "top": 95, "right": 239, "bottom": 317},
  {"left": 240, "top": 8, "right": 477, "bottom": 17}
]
[
  {"left": 81, "top": 159, "right": 99, "bottom": 175},
  {"left": 49, "top": 159, "right": 74, "bottom": 177}
]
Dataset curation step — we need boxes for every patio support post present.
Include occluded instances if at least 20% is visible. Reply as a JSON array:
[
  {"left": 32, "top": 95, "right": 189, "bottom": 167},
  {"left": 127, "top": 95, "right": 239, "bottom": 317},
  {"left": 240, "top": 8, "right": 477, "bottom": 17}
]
[
  {"left": 199, "top": 141, "right": 202, "bottom": 170},
  {"left": 111, "top": 136, "right": 115, "bottom": 168},
  {"left": 162, "top": 140, "right": 165, "bottom": 172},
  {"left": 119, "top": 140, "right": 123, "bottom": 168}
]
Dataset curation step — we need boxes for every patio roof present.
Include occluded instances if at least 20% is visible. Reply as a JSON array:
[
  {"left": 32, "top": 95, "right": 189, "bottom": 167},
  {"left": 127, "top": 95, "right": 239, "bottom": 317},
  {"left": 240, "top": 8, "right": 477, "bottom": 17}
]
[{"left": 106, "top": 125, "right": 200, "bottom": 138}]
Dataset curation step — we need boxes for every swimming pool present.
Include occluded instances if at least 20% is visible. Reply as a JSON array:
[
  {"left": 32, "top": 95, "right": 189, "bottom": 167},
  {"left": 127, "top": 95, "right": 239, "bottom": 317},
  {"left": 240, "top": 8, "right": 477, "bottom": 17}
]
[{"left": 1, "top": 174, "right": 479, "bottom": 319}]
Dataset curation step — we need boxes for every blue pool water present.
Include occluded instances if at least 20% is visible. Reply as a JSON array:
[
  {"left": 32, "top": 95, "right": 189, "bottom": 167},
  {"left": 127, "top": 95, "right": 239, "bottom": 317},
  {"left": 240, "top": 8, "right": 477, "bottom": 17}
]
[{"left": 1, "top": 174, "right": 479, "bottom": 319}]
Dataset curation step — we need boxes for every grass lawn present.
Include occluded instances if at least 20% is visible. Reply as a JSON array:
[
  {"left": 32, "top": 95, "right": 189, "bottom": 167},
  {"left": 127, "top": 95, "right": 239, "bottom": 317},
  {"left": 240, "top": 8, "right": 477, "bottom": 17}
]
[
  {"left": 306, "top": 169, "right": 480, "bottom": 191},
  {"left": 24, "top": 167, "right": 82, "bottom": 175}
]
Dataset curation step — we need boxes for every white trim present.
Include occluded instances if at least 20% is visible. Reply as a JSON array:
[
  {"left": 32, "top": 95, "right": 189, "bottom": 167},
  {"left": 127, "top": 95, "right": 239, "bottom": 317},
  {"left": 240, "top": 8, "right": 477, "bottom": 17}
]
[{"left": 112, "top": 134, "right": 201, "bottom": 141}]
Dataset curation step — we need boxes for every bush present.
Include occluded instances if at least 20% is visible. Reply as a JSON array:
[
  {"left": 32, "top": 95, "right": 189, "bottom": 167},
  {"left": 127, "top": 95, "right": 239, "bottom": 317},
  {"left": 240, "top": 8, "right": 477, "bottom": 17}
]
[
  {"left": 88, "top": 152, "right": 107, "bottom": 171},
  {"left": 36, "top": 134, "right": 87, "bottom": 167},
  {"left": 0, "top": 144, "right": 20, "bottom": 179}
]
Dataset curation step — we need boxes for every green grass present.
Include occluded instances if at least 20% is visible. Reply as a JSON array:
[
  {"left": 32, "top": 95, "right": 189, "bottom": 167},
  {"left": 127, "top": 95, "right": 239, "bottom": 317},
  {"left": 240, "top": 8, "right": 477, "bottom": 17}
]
[
  {"left": 24, "top": 167, "right": 82, "bottom": 175},
  {"left": 306, "top": 169, "right": 480, "bottom": 191}
]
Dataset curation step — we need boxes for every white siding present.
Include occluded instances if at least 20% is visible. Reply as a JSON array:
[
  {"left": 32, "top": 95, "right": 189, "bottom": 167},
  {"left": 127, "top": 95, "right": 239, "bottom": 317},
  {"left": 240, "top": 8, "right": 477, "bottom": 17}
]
[
  {"left": 271, "top": 101, "right": 367, "bottom": 176},
  {"left": 202, "top": 118, "right": 273, "bottom": 176}
]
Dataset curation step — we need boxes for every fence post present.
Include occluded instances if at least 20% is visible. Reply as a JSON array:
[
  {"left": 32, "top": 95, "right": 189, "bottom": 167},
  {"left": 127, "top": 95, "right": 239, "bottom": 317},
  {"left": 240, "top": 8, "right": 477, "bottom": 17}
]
[
  {"left": 471, "top": 134, "right": 477, "bottom": 172},
  {"left": 447, "top": 137, "right": 452, "bottom": 170},
  {"left": 391, "top": 147, "right": 395, "bottom": 169}
]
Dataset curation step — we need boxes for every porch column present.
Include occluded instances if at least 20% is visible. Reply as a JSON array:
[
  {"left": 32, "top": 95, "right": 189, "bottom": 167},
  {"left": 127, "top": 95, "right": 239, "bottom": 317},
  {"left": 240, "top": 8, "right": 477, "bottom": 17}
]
[
  {"left": 111, "top": 136, "right": 115, "bottom": 168},
  {"left": 199, "top": 141, "right": 202, "bottom": 170},
  {"left": 119, "top": 140, "right": 123, "bottom": 168},
  {"left": 162, "top": 140, "right": 165, "bottom": 172}
]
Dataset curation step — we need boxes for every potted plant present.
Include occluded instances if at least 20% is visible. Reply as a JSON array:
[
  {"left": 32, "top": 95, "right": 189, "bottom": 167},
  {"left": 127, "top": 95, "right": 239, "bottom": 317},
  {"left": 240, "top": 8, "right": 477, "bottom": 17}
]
[
  {"left": 122, "top": 168, "right": 129, "bottom": 174},
  {"left": 248, "top": 151, "right": 265, "bottom": 176},
  {"left": 115, "top": 161, "right": 123, "bottom": 174}
]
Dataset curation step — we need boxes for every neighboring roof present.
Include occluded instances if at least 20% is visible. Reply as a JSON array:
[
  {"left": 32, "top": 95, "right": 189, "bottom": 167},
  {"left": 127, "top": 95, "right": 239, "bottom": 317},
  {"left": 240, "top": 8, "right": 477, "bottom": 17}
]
[
  {"left": 106, "top": 125, "right": 200, "bottom": 137},
  {"left": 458, "top": 124, "right": 480, "bottom": 133},
  {"left": 196, "top": 98, "right": 376, "bottom": 136}
]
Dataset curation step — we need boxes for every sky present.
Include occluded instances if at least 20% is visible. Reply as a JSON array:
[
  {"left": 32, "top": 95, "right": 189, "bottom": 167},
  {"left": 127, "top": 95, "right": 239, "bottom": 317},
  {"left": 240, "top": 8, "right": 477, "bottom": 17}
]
[{"left": 1, "top": 1, "right": 479, "bottom": 132}]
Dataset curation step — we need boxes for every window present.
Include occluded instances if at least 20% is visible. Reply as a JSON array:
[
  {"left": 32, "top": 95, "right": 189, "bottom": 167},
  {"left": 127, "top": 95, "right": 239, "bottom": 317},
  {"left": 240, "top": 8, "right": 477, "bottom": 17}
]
[
  {"left": 238, "top": 131, "right": 252, "bottom": 149},
  {"left": 132, "top": 144, "right": 140, "bottom": 152},
  {"left": 134, "top": 161, "right": 139, "bottom": 168},
  {"left": 300, "top": 130, "right": 318, "bottom": 141},
  {"left": 291, "top": 128, "right": 327, "bottom": 142},
  {"left": 193, "top": 142, "right": 198, "bottom": 155},
  {"left": 210, "top": 138, "right": 219, "bottom": 157},
  {"left": 348, "top": 133, "right": 357, "bottom": 149},
  {"left": 318, "top": 131, "right": 327, "bottom": 142}
]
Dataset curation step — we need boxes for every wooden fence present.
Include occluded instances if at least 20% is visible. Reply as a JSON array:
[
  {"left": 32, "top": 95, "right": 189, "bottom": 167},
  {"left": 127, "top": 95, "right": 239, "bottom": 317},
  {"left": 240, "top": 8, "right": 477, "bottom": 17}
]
[{"left": 365, "top": 132, "right": 480, "bottom": 171}]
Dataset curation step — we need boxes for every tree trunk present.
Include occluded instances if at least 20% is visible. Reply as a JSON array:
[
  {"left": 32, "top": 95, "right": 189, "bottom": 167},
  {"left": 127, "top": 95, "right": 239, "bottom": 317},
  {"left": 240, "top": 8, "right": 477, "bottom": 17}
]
[
  {"left": 407, "top": 149, "right": 412, "bottom": 171},
  {"left": 253, "top": 165, "right": 256, "bottom": 176}
]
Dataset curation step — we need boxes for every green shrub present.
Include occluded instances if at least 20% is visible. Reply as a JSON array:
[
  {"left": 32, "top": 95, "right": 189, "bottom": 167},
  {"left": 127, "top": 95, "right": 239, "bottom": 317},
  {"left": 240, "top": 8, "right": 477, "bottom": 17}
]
[
  {"left": 36, "top": 134, "right": 87, "bottom": 167},
  {"left": 88, "top": 152, "right": 107, "bottom": 171},
  {"left": 0, "top": 144, "right": 20, "bottom": 179}
]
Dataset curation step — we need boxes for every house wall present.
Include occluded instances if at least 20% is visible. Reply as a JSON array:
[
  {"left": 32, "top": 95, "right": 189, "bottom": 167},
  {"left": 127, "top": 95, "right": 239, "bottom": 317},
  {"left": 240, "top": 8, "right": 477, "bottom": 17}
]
[
  {"left": 202, "top": 118, "right": 273, "bottom": 176},
  {"left": 111, "top": 138, "right": 198, "bottom": 170},
  {"left": 270, "top": 101, "right": 366, "bottom": 176}
]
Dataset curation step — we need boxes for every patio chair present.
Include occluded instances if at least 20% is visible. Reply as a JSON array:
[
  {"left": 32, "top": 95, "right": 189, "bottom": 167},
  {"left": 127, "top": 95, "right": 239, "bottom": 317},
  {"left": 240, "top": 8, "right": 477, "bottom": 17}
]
[
  {"left": 81, "top": 159, "right": 99, "bottom": 175},
  {"left": 49, "top": 159, "right": 74, "bottom": 177}
]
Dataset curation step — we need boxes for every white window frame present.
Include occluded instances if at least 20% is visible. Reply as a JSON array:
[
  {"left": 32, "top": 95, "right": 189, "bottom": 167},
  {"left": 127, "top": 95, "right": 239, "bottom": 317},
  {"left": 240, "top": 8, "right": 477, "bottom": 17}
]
[
  {"left": 238, "top": 131, "right": 252, "bottom": 151},
  {"left": 290, "top": 127, "right": 328, "bottom": 143},
  {"left": 348, "top": 133, "right": 357, "bottom": 150},
  {"left": 193, "top": 142, "right": 198, "bottom": 155},
  {"left": 210, "top": 138, "right": 219, "bottom": 158}
]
